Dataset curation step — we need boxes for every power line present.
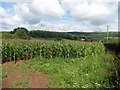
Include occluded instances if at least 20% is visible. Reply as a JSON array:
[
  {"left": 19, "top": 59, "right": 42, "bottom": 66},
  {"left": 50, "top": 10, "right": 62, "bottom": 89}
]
[{"left": 106, "top": 25, "right": 109, "bottom": 43}]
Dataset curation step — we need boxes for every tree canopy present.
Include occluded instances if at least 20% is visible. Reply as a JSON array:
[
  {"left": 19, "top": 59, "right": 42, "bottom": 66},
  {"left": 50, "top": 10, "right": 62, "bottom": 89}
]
[{"left": 12, "top": 27, "right": 30, "bottom": 39}]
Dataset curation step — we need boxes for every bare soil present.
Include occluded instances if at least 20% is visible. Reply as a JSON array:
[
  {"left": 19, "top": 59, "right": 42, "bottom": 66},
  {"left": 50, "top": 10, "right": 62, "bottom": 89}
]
[{"left": 2, "top": 60, "right": 49, "bottom": 88}]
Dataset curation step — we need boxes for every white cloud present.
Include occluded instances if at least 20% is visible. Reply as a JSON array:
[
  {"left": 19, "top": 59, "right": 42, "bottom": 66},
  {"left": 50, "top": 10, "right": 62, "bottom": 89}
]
[
  {"left": 0, "top": 6, "right": 22, "bottom": 31},
  {"left": 61, "top": 0, "right": 118, "bottom": 32},
  {"left": 0, "top": 0, "right": 65, "bottom": 31},
  {"left": 61, "top": 0, "right": 119, "bottom": 3},
  {"left": 72, "top": 3, "right": 111, "bottom": 20},
  {"left": 62, "top": 1, "right": 116, "bottom": 21},
  {"left": 12, "top": 0, "right": 65, "bottom": 24},
  {"left": 1, "top": 0, "right": 119, "bottom": 2},
  {"left": 0, "top": 0, "right": 118, "bottom": 32},
  {"left": 13, "top": 3, "right": 39, "bottom": 24},
  {"left": 29, "top": 0, "right": 65, "bottom": 18},
  {"left": 0, "top": 7, "right": 10, "bottom": 18}
]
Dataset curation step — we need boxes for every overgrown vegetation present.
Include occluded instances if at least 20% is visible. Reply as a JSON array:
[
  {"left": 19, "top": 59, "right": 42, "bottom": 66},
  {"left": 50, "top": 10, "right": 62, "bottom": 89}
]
[
  {"left": 2, "top": 27, "right": 30, "bottom": 39},
  {"left": 18, "top": 54, "right": 118, "bottom": 88},
  {"left": 103, "top": 42, "right": 120, "bottom": 88}
]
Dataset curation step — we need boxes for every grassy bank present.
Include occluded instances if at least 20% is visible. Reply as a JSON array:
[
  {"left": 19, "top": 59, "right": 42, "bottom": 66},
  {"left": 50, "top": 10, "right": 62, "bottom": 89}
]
[{"left": 18, "top": 53, "right": 117, "bottom": 88}]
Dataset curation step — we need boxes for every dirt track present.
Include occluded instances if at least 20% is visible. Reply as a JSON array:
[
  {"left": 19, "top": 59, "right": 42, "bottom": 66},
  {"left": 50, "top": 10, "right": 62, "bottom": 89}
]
[{"left": 2, "top": 61, "right": 49, "bottom": 88}]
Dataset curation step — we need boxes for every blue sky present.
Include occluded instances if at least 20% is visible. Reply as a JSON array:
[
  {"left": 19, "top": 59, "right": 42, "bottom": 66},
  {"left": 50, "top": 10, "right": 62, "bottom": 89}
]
[{"left": 0, "top": 0, "right": 119, "bottom": 32}]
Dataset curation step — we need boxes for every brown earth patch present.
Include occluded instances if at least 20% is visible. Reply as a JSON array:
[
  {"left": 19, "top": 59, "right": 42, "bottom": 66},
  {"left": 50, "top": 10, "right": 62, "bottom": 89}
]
[
  {"left": 28, "top": 72, "right": 49, "bottom": 88},
  {"left": 2, "top": 60, "right": 49, "bottom": 88}
]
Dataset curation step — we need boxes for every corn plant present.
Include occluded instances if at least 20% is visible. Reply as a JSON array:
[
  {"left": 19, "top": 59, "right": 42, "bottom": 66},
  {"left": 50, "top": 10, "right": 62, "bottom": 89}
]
[{"left": 2, "top": 39, "right": 105, "bottom": 62}]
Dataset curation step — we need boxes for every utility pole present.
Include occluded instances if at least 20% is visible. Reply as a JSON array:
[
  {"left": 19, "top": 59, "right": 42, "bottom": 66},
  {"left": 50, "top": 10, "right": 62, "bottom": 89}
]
[{"left": 106, "top": 25, "right": 109, "bottom": 43}]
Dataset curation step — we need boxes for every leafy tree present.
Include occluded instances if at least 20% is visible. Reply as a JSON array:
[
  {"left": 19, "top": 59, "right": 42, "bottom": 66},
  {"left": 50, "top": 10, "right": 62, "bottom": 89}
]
[
  {"left": 11, "top": 27, "right": 29, "bottom": 35},
  {"left": 2, "top": 32, "right": 13, "bottom": 39},
  {"left": 13, "top": 27, "right": 30, "bottom": 39},
  {"left": 29, "top": 30, "right": 80, "bottom": 40}
]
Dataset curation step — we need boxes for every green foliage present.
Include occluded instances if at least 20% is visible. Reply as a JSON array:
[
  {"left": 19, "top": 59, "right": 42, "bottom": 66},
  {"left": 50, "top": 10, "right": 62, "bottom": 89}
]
[
  {"left": 11, "top": 27, "right": 29, "bottom": 35},
  {"left": 2, "top": 39, "right": 105, "bottom": 62},
  {"left": 16, "top": 81, "right": 29, "bottom": 87},
  {"left": 2, "top": 38, "right": 120, "bottom": 88},
  {"left": 29, "top": 30, "right": 80, "bottom": 40},
  {"left": 69, "top": 32, "right": 119, "bottom": 42},
  {"left": 18, "top": 54, "right": 116, "bottom": 88},
  {"left": 2, "top": 32, "right": 13, "bottom": 39},
  {"left": 1, "top": 27, "right": 118, "bottom": 41},
  {"left": 107, "top": 38, "right": 119, "bottom": 43},
  {"left": 13, "top": 30, "right": 30, "bottom": 39},
  {"left": 1, "top": 27, "right": 30, "bottom": 39},
  {"left": 10, "top": 27, "right": 30, "bottom": 39}
]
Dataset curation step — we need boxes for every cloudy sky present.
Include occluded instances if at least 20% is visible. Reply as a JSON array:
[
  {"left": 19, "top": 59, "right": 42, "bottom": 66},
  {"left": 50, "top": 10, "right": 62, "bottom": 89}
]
[{"left": 0, "top": 0, "right": 119, "bottom": 32}]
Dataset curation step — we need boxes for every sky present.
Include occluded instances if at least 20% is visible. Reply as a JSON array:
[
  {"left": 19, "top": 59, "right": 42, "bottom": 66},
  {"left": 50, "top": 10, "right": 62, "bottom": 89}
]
[{"left": 0, "top": 0, "right": 119, "bottom": 32}]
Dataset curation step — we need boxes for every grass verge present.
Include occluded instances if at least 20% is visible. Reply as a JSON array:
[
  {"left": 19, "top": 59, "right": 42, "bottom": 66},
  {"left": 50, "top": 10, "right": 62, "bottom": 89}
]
[{"left": 18, "top": 53, "right": 117, "bottom": 88}]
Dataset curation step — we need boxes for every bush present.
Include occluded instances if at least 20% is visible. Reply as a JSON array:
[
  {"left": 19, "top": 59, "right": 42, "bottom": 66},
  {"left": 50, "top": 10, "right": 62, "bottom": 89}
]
[
  {"left": 2, "top": 33, "right": 13, "bottom": 39},
  {"left": 12, "top": 27, "right": 30, "bottom": 39}
]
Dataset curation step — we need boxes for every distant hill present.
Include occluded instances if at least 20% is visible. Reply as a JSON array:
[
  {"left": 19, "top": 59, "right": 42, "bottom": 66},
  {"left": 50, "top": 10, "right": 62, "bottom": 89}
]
[
  {"left": 1, "top": 27, "right": 119, "bottom": 42},
  {"left": 68, "top": 32, "right": 119, "bottom": 41},
  {"left": 29, "top": 30, "right": 79, "bottom": 40}
]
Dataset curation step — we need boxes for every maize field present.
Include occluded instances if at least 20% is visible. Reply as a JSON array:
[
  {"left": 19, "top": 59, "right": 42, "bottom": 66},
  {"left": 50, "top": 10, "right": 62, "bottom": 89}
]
[{"left": 1, "top": 39, "right": 105, "bottom": 62}]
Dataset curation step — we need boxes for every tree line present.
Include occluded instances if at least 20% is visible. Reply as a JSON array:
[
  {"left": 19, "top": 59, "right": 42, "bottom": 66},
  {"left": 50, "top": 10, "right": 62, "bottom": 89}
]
[
  {"left": 2, "top": 27, "right": 80, "bottom": 40},
  {"left": 1, "top": 27, "right": 119, "bottom": 42}
]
